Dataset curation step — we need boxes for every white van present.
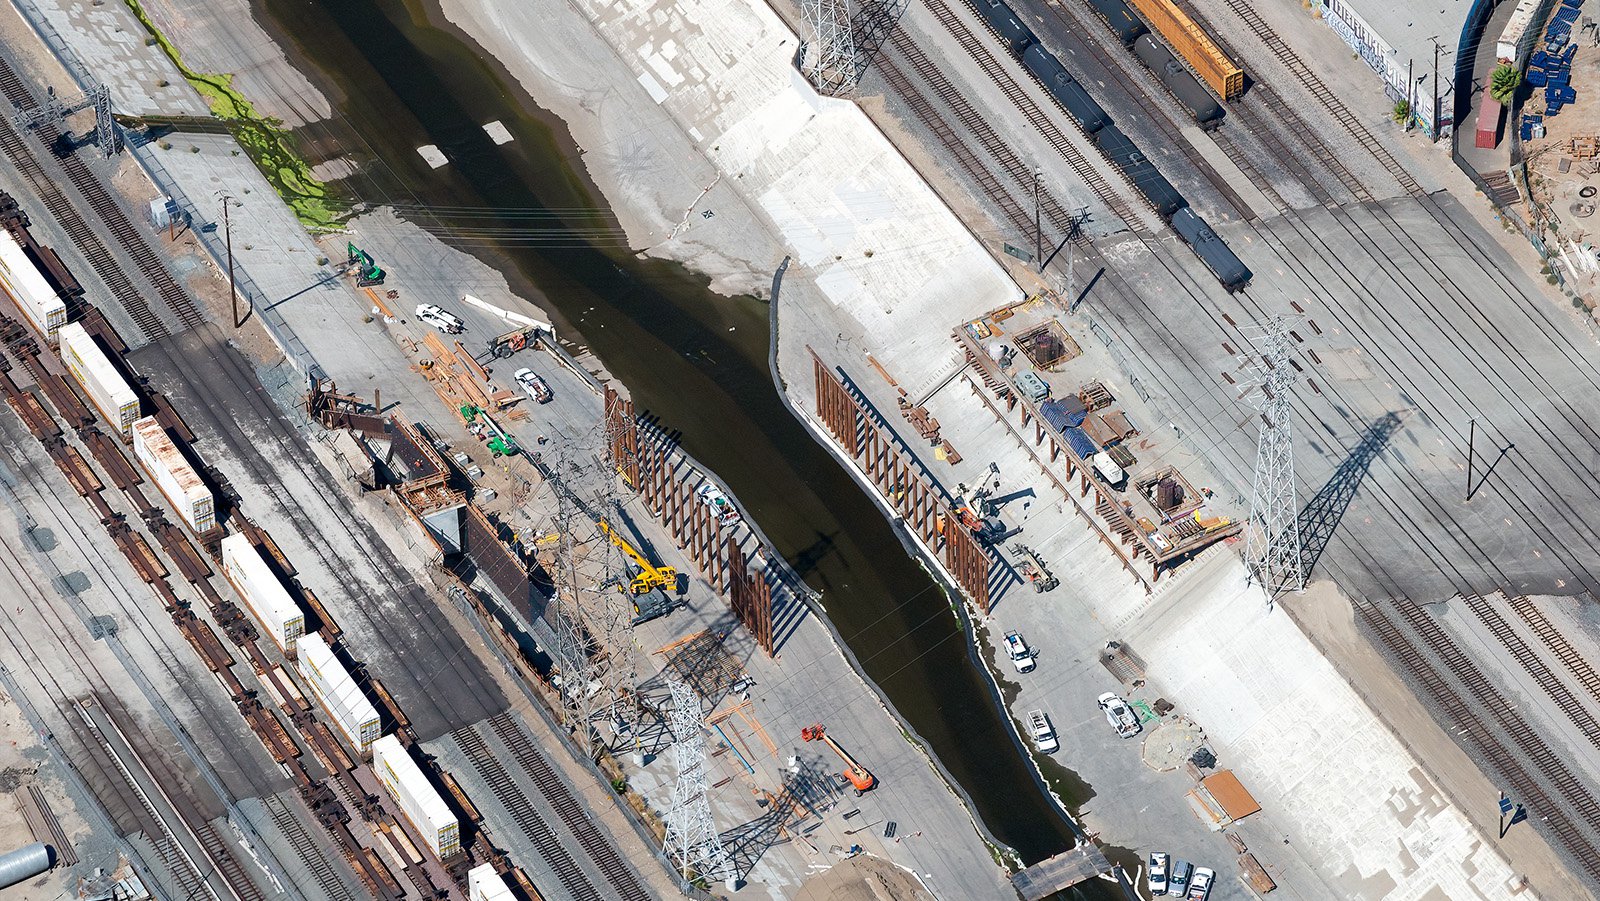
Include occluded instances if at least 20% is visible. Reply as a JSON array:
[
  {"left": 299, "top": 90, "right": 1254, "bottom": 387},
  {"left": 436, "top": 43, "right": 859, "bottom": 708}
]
[{"left": 1004, "top": 631, "right": 1035, "bottom": 673}]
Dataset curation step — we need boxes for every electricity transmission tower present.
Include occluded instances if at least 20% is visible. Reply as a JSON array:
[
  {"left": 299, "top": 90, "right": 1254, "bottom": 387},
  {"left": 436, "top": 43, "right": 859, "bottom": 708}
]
[
  {"left": 664, "top": 680, "right": 734, "bottom": 885},
  {"left": 801, "top": 0, "right": 858, "bottom": 96},
  {"left": 1239, "top": 317, "right": 1304, "bottom": 597},
  {"left": 542, "top": 425, "right": 640, "bottom": 757}
]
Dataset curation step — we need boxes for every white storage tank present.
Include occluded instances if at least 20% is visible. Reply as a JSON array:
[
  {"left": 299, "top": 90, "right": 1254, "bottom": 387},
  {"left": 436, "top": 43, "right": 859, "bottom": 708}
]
[
  {"left": 220, "top": 532, "right": 304, "bottom": 653},
  {"left": 467, "top": 863, "right": 514, "bottom": 901},
  {"left": 0, "top": 231, "right": 66, "bottom": 344},
  {"left": 296, "top": 632, "right": 380, "bottom": 754},
  {"left": 131, "top": 416, "right": 214, "bottom": 533},
  {"left": 59, "top": 322, "right": 139, "bottom": 436},
  {"left": 372, "top": 734, "right": 459, "bottom": 859}
]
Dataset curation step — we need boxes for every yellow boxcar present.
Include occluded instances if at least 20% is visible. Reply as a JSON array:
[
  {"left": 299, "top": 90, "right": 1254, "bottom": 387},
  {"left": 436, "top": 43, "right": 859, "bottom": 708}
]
[{"left": 1127, "top": 0, "right": 1244, "bottom": 99}]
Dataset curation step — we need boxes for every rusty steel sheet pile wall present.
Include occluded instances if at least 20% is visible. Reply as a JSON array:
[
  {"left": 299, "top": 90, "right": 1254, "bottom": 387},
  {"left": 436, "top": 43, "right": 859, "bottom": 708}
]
[
  {"left": 606, "top": 386, "right": 781, "bottom": 652},
  {"left": 809, "top": 351, "right": 992, "bottom": 612}
]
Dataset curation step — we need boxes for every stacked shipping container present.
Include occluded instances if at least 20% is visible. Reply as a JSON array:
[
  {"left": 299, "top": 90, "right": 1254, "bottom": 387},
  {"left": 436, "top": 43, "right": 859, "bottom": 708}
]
[
  {"left": 372, "top": 734, "right": 460, "bottom": 858},
  {"left": 295, "top": 632, "right": 381, "bottom": 754},
  {"left": 59, "top": 323, "right": 139, "bottom": 436},
  {"left": 466, "top": 864, "right": 515, "bottom": 901},
  {"left": 0, "top": 230, "right": 65, "bottom": 344},
  {"left": 220, "top": 532, "right": 304, "bottom": 653},
  {"left": 131, "top": 416, "right": 215, "bottom": 532}
]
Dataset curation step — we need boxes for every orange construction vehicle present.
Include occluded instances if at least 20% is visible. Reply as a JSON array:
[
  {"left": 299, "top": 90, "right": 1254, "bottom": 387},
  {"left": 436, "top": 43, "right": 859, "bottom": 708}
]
[{"left": 801, "top": 723, "right": 876, "bottom": 795}]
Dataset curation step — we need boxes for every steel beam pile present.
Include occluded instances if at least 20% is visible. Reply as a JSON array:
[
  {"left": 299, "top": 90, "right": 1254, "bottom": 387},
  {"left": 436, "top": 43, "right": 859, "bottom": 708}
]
[
  {"left": 605, "top": 387, "right": 778, "bottom": 655},
  {"left": 810, "top": 350, "right": 992, "bottom": 612}
]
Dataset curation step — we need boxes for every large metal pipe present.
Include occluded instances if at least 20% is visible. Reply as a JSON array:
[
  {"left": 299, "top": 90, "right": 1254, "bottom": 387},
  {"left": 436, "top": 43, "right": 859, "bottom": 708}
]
[{"left": 0, "top": 842, "right": 54, "bottom": 889}]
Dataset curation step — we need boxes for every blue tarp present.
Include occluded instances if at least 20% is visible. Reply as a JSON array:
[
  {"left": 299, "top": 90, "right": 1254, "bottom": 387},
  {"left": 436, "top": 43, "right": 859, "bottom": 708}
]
[
  {"left": 1529, "top": 67, "right": 1548, "bottom": 86},
  {"left": 1063, "top": 426, "right": 1098, "bottom": 459}
]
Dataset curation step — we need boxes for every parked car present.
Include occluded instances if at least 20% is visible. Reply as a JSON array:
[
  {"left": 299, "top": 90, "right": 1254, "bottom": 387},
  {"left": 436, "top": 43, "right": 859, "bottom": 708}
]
[
  {"left": 1028, "top": 709, "right": 1058, "bottom": 753},
  {"left": 513, "top": 367, "right": 553, "bottom": 404},
  {"left": 694, "top": 482, "right": 741, "bottom": 525},
  {"left": 1186, "top": 866, "right": 1214, "bottom": 900},
  {"left": 415, "top": 303, "right": 464, "bottom": 334},
  {"left": 1098, "top": 691, "right": 1141, "bottom": 738},
  {"left": 1168, "top": 859, "right": 1193, "bottom": 897},
  {"left": 1148, "top": 852, "right": 1169, "bottom": 896},
  {"left": 1004, "top": 630, "right": 1035, "bottom": 673}
]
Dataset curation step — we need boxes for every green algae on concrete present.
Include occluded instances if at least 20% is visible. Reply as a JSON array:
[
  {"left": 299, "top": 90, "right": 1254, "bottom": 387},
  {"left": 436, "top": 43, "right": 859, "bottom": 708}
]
[{"left": 123, "top": 0, "right": 339, "bottom": 231}]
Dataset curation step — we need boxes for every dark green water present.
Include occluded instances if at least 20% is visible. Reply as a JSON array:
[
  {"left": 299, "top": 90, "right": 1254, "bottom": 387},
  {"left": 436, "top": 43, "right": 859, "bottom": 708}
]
[{"left": 254, "top": 0, "right": 1086, "bottom": 867}]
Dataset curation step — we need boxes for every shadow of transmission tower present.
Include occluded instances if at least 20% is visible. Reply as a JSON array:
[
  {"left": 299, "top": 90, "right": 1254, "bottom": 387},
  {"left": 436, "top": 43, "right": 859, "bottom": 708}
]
[{"left": 1296, "top": 412, "right": 1403, "bottom": 584}]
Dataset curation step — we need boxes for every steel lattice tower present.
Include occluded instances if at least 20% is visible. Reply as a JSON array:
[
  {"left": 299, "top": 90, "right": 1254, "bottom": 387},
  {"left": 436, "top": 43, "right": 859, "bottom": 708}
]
[
  {"left": 541, "top": 426, "right": 641, "bottom": 758},
  {"left": 1240, "top": 317, "right": 1304, "bottom": 597},
  {"left": 801, "top": 0, "right": 858, "bottom": 96},
  {"left": 664, "top": 680, "right": 734, "bottom": 885}
]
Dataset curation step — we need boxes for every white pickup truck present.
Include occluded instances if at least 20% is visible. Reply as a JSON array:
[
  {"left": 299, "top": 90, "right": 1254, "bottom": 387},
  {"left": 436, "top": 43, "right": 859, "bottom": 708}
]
[{"left": 1028, "top": 709, "right": 1058, "bottom": 754}]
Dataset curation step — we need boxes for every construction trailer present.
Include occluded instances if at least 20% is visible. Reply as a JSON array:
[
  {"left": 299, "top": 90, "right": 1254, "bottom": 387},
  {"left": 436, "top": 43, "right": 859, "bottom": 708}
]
[
  {"left": 131, "top": 416, "right": 215, "bottom": 532},
  {"left": 295, "top": 632, "right": 381, "bottom": 754},
  {"left": 220, "top": 532, "right": 305, "bottom": 653},
  {"left": 59, "top": 322, "right": 139, "bottom": 436},
  {"left": 372, "top": 734, "right": 460, "bottom": 858}
]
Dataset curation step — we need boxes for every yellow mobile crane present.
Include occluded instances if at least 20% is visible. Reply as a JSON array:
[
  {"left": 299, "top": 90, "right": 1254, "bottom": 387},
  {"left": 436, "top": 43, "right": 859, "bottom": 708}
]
[{"left": 598, "top": 520, "right": 679, "bottom": 595}]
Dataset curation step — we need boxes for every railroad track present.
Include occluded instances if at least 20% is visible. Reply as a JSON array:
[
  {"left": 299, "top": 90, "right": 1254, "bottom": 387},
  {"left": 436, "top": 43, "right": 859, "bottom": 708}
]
[
  {"left": 1215, "top": 0, "right": 1424, "bottom": 198},
  {"left": 1037, "top": 0, "right": 1256, "bottom": 222},
  {"left": 488, "top": 712, "right": 654, "bottom": 901},
  {"left": 879, "top": 37, "right": 1078, "bottom": 236},
  {"left": 265, "top": 795, "right": 357, "bottom": 901},
  {"left": 1460, "top": 592, "right": 1600, "bottom": 750},
  {"left": 1355, "top": 599, "right": 1600, "bottom": 879},
  {"left": 1382, "top": 598, "right": 1600, "bottom": 876},
  {"left": 454, "top": 723, "right": 604, "bottom": 901},
  {"left": 196, "top": 822, "right": 268, "bottom": 901},
  {"left": 1510, "top": 595, "right": 1600, "bottom": 709},
  {"left": 919, "top": 0, "right": 1149, "bottom": 232},
  {"left": 0, "top": 58, "right": 206, "bottom": 337},
  {"left": 875, "top": 55, "right": 1035, "bottom": 237}
]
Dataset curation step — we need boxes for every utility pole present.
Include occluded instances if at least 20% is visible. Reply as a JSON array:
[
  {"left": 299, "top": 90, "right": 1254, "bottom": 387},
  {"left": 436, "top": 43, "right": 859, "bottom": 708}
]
[
  {"left": 1407, "top": 58, "right": 1415, "bottom": 130},
  {"left": 1429, "top": 36, "right": 1444, "bottom": 142},
  {"left": 217, "top": 192, "right": 243, "bottom": 328},
  {"left": 1033, "top": 168, "right": 1043, "bottom": 273}
]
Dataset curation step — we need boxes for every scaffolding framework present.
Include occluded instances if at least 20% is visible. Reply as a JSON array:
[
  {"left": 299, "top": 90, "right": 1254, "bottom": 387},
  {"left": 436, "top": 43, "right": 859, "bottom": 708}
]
[
  {"left": 1239, "top": 317, "right": 1304, "bottom": 597},
  {"left": 664, "top": 680, "right": 733, "bottom": 884}
]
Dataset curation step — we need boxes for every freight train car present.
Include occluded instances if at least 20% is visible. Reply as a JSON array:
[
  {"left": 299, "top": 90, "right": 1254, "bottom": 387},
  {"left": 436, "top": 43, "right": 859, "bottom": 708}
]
[
  {"left": 0, "top": 229, "right": 66, "bottom": 344},
  {"left": 1172, "top": 207, "right": 1251, "bottom": 291},
  {"left": 467, "top": 864, "right": 515, "bottom": 901},
  {"left": 1132, "top": 35, "right": 1224, "bottom": 127},
  {"left": 1094, "top": 125, "right": 1185, "bottom": 218},
  {"left": 373, "top": 734, "right": 460, "bottom": 858},
  {"left": 220, "top": 532, "right": 305, "bottom": 653},
  {"left": 1087, "top": 0, "right": 1147, "bottom": 46},
  {"left": 975, "top": 0, "right": 1038, "bottom": 57},
  {"left": 1124, "top": 0, "right": 1243, "bottom": 99},
  {"left": 296, "top": 632, "right": 381, "bottom": 754},
  {"left": 132, "top": 416, "right": 216, "bottom": 532},
  {"left": 1021, "top": 44, "right": 1112, "bottom": 134},
  {"left": 59, "top": 322, "right": 140, "bottom": 436}
]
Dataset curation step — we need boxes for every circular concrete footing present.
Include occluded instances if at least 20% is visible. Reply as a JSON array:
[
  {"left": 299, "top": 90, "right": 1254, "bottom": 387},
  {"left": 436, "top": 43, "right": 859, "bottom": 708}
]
[{"left": 1141, "top": 717, "right": 1206, "bottom": 772}]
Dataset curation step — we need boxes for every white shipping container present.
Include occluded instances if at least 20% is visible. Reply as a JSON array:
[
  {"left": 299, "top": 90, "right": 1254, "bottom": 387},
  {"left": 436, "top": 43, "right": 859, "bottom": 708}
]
[
  {"left": 1498, "top": 0, "right": 1541, "bottom": 61},
  {"left": 0, "top": 231, "right": 65, "bottom": 343},
  {"left": 59, "top": 323, "right": 139, "bottom": 437},
  {"left": 372, "top": 734, "right": 459, "bottom": 859},
  {"left": 131, "top": 416, "right": 215, "bottom": 533},
  {"left": 296, "top": 632, "right": 381, "bottom": 754},
  {"left": 467, "top": 864, "right": 514, "bottom": 901},
  {"left": 220, "top": 532, "right": 304, "bottom": 653}
]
